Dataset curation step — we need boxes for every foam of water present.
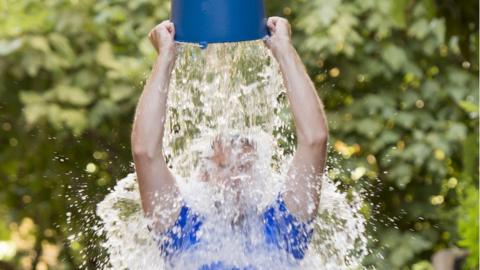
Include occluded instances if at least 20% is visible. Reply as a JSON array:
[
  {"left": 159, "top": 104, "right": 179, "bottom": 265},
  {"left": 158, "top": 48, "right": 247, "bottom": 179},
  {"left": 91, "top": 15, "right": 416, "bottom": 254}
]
[{"left": 95, "top": 41, "right": 369, "bottom": 269}]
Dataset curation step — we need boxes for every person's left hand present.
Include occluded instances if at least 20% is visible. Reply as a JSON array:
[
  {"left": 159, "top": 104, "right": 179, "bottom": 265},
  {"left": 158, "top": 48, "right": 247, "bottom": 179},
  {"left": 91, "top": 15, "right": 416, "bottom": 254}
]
[{"left": 264, "top": 17, "right": 292, "bottom": 58}]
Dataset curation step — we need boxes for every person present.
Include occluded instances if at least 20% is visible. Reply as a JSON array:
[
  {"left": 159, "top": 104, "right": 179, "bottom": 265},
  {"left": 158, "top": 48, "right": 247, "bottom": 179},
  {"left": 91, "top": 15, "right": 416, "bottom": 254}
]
[{"left": 131, "top": 17, "right": 329, "bottom": 270}]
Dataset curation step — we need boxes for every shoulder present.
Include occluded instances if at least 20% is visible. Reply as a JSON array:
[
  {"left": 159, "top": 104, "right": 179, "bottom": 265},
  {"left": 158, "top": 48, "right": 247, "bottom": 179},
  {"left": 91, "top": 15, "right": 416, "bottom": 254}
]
[
  {"left": 261, "top": 193, "right": 315, "bottom": 260},
  {"left": 263, "top": 193, "right": 315, "bottom": 225},
  {"left": 153, "top": 201, "right": 203, "bottom": 258}
]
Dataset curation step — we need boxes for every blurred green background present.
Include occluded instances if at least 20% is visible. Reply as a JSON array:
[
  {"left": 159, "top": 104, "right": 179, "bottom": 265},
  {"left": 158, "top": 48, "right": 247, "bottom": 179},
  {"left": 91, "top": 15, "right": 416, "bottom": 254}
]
[{"left": 0, "top": 0, "right": 478, "bottom": 269}]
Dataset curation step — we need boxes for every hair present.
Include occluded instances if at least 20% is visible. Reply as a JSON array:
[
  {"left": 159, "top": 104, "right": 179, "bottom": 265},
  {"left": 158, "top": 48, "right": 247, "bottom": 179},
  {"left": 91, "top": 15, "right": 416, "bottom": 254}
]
[
  {"left": 187, "top": 130, "right": 277, "bottom": 211},
  {"left": 191, "top": 129, "right": 275, "bottom": 181}
]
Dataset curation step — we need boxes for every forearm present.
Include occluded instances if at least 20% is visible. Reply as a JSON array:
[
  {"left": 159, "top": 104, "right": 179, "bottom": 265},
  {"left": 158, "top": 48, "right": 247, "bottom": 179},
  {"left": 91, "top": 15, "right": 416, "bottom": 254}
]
[
  {"left": 275, "top": 44, "right": 328, "bottom": 146},
  {"left": 131, "top": 55, "right": 175, "bottom": 158}
]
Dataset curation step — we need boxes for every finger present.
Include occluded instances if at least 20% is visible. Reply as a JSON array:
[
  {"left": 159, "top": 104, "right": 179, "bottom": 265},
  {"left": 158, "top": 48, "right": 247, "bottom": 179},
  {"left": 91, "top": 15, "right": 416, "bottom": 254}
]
[
  {"left": 159, "top": 20, "right": 171, "bottom": 26},
  {"left": 156, "top": 21, "right": 170, "bottom": 33},
  {"left": 267, "top": 17, "right": 278, "bottom": 26},
  {"left": 266, "top": 18, "right": 277, "bottom": 32},
  {"left": 268, "top": 16, "right": 282, "bottom": 24},
  {"left": 273, "top": 17, "right": 289, "bottom": 29},
  {"left": 165, "top": 22, "right": 175, "bottom": 35}
]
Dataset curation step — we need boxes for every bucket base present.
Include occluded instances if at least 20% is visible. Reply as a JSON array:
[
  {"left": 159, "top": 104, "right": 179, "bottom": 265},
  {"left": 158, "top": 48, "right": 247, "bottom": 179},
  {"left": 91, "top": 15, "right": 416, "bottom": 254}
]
[{"left": 171, "top": 0, "right": 269, "bottom": 45}]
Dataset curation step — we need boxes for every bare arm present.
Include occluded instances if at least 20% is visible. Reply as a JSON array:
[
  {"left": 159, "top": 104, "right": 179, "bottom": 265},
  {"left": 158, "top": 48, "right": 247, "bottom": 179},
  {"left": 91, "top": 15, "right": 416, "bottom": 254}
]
[
  {"left": 131, "top": 21, "right": 180, "bottom": 232},
  {"left": 265, "top": 17, "right": 329, "bottom": 221}
]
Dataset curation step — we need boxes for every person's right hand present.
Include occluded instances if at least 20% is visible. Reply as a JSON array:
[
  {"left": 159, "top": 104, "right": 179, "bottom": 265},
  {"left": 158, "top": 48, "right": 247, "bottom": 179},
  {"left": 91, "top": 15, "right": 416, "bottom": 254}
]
[{"left": 148, "top": 20, "right": 177, "bottom": 63}]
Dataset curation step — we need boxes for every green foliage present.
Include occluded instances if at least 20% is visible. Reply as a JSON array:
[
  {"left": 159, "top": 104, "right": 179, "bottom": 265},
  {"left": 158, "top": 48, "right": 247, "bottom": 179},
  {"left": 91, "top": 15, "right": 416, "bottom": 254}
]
[
  {"left": 457, "top": 187, "right": 479, "bottom": 269},
  {"left": 0, "top": 0, "right": 478, "bottom": 269},
  {"left": 280, "top": 0, "right": 479, "bottom": 268},
  {"left": 412, "top": 260, "right": 434, "bottom": 270}
]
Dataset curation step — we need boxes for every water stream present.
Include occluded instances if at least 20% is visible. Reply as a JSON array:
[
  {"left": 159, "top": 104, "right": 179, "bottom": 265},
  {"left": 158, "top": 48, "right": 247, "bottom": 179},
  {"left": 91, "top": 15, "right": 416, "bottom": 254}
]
[{"left": 94, "top": 41, "right": 369, "bottom": 270}]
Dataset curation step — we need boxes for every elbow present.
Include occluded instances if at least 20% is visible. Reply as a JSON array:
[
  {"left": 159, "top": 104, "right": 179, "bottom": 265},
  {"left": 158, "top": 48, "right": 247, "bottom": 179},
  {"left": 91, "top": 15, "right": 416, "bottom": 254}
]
[
  {"left": 298, "top": 131, "right": 328, "bottom": 149},
  {"left": 132, "top": 146, "right": 162, "bottom": 161},
  {"left": 132, "top": 145, "right": 153, "bottom": 160},
  {"left": 131, "top": 137, "right": 157, "bottom": 160}
]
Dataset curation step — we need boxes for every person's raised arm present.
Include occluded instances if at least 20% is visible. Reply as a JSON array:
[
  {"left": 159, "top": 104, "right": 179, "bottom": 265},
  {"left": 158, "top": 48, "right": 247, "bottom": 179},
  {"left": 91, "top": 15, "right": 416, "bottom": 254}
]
[
  {"left": 131, "top": 21, "right": 181, "bottom": 232},
  {"left": 265, "top": 17, "right": 329, "bottom": 221}
]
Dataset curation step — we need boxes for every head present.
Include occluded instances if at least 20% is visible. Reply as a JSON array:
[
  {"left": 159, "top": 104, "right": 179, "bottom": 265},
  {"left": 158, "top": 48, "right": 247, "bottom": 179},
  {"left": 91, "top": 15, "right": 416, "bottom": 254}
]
[
  {"left": 190, "top": 130, "right": 275, "bottom": 220},
  {"left": 198, "top": 133, "right": 258, "bottom": 189}
]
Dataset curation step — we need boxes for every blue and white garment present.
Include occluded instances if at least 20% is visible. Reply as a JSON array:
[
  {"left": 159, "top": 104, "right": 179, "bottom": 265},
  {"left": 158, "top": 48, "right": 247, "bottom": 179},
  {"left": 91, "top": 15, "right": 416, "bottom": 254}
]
[{"left": 155, "top": 194, "right": 314, "bottom": 270}]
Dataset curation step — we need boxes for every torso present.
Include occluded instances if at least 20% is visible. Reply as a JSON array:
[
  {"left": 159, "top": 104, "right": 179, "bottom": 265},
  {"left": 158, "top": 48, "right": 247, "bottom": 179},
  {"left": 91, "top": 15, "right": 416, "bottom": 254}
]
[{"left": 155, "top": 193, "right": 314, "bottom": 270}]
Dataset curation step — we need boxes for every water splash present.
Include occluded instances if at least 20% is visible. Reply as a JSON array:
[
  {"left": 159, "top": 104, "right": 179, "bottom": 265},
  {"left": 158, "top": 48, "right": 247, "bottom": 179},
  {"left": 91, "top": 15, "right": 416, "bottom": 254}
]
[
  {"left": 95, "top": 41, "right": 369, "bottom": 269},
  {"left": 164, "top": 41, "right": 289, "bottom": 177}
]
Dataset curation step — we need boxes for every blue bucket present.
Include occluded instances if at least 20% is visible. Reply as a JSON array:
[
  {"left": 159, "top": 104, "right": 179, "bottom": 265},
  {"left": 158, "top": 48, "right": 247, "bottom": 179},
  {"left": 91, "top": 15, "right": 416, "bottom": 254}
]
[{"left": 171, "top": 0, "right": 268, "bottom": 48}]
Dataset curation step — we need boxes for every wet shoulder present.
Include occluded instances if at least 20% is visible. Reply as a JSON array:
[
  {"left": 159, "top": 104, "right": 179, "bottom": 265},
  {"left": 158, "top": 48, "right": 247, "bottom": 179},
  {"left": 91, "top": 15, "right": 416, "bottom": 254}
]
[
  {"left": 154, "top": 201, "right": 203, "bottom": 258},
  {"left": 262, "top": 193, "right": 314, "bottom": 260}
]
